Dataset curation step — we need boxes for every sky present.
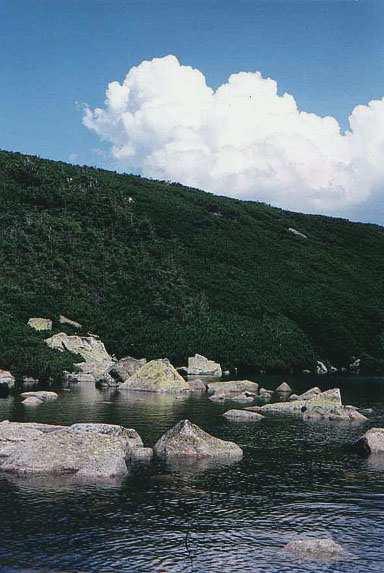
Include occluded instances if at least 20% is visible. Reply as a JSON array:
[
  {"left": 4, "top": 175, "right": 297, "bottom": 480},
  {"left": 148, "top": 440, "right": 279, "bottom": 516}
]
[{"left": 1, "top": 0, "right": 384, "bottom": 223}]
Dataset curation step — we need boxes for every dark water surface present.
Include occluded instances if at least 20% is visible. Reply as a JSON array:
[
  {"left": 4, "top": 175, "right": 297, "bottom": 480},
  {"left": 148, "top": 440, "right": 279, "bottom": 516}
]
[{"left": 0, "top": 375, "right": 383, "bottom": 573}]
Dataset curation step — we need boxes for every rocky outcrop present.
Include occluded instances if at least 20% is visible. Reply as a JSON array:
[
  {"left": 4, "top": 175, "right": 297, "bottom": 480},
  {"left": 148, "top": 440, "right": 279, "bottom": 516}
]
[
  {"left": 0, "top": 370, "right": 15, "bottom": 393},
  {"left": 0, "top": 421, "right": 150, "bottom": 480},
  {"left": 187, "top": 354, "right": 222, "bottom": 377},
  {"left": 223, "top": 409, "right": 264, "bottom": 422},
  {"left": 154, "top": 419, "right": 243, "bottom": 460},
  {"left": 108, "top": 356, "right": 147, "bottom": 382},
  {"left": 119, "top": 359, "right": 191, "bottom": 393},
  {"left": 28, "top": 317, "right": 52, "bottom": 331},
  {"left": 59, "top": 315, "right": 82, "bottom": 329},
  {"left": 356, "top": 427, "right": 384, "bottom": 454},
  {"left": 46, "top": 332, "right": 113, "bottom": 384},
  {"left": 207, "top": 380, "right": 259, "bottom": 398},
  {"left": 302, "top": 404, "right": 368, "bottom": 423},
  {"left": 284, "top": 537, "right": 349, "bottom": 560}
]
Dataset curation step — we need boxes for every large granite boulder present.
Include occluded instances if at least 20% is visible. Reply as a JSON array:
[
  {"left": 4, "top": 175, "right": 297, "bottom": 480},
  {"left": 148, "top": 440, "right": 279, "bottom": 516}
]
[
  {"left": 356, "top": 427, "right": 384, "bottom": 454},
  {"left": 28, "top": 317, "right": 52, "bottom": 331},
  {"left": 0, "top": 369, "right": 15, "bottom": 393},
  {"left": 108, "top": 356, "right": 147, "bottom": 383},
  {"left": 46, "top": 332, "right": 113, "bottom": 384},
  {"left": 0, "top": 421, "right": 150, "bottom": 480},
  {"left": 303, "top": 404, "right": 368, "bottom": 423},
  {"left": 275, "top": 382, "right": 292, "bottom": 395},
  {"left": 154, "top": 419, "right": 243, "bottom": 460},
  {"left": 284, "top": 537, "right": 349, "bottom": 560},
  {"left": 223, "top": 409, "right": 264, "bottom": 422},
  {"left": 187, "top": 354, "right": 222, "bottom": 377},
  {"left": 119, "top": 359, "right": 191, "bottom": 393},
  {"left": 207, "top": 380, "right": 259, "bottom": 398}
]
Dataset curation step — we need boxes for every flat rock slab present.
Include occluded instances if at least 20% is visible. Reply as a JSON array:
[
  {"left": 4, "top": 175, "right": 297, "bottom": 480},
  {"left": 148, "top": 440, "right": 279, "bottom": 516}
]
[
  {"left": 0, "top": 421, "right": 150, "bottom": 481},
  {"left": 284, "top": 537, "right": 350, "bottom": 561},
  {"left": 20, "top": 391, "right": 58, "bottom": 402},
  {"left": 207, "top": 380, "right": 259, "bottom": 398},
  {"left": 223, "top": 409, "right": 264, "bottom": 422},
  {"left": 154, "top": 419, "right": 243, "bottom": 460}
]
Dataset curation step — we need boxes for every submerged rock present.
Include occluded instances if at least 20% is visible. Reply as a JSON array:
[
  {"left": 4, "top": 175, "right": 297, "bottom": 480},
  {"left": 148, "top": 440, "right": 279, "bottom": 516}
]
[
  {"left": 223, "top": 409, "right": 264, "bottom": 422},
  {"left": 0, "top": 370, "right": 15, "bottom": 393},
  {"left": 119, "top": 359, "right": 191, "bottom": 393},
  {"left": 27, "top": 317, "right": 52, "bottom": 331},
  {"left": 187, "top": 354, "right": 222, "bottom": 377},
  {"left": 356, "top": 427, "right": 384, "bottom": 454},
  {"left": 284, "top": 537, "right": 349, "bottom": 560},
  {"left": 0, "top": 421, "right": 150, "bottom": 480},
  {"left": 20, "top": 391, "right": 58, "bottom": 402},
  {"left": 154, "top": 419, "right": 243, "bottom": 460}
]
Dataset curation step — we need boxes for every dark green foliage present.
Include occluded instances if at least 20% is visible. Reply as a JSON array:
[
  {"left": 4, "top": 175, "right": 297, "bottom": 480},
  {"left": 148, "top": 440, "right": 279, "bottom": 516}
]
[{"left": 0, "top": 149, "right": 383, "bottom": 378}]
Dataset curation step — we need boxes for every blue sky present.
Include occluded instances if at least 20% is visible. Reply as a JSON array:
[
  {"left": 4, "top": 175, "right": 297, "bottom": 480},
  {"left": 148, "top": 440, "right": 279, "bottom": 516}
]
[{"left": 1, "top": 0, "right": 384, "bottom": 223}]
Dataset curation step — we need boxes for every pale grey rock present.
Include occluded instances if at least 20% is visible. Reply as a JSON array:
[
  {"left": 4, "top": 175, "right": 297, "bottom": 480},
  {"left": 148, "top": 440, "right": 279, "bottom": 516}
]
[
  {"left": 119, "top": 359, "right": 191, "bottom": 393},
  {"left": 275, "top": 382, "right": 292, "bottom": 395},
  {"left": 356, "top": 427, "right": 384, "bottom": 454},
  {"left": 259, "top": 387, "right": 274, "bottom": 402},
  {"left": 288, "top": 228, "right": 308, "bottom": 239},
  {"left": 284, "top": 537, "right": 349, "bottom": 560},
  {"left": 261, "top": 388, "right": 343, "bottom": 417},
  {"left": 316, "top": 361, "right": 328, "bottom": 375},
  {"left": 244, "top": 405, "right": 265, "bottom": 414},
  {"left": 187, "top": 379, "right": 207, "bottom": 392},
  {"left": 45, "top": 332, "right": 112, "bottom": 363},
  {"left": 302, "top": 405, "right": 368, "bottom": 423},
  {"left": 207, "top": 380, "right": 259, "bottom": 398},
  {"left": 229, "top": 392, "right": 256, "bottom": 404},
  {"left": 22, "top": 397, "right": 43, "bottom": 406},
  {"left": 59, "top": 315, "right": 82, "bottom": 329},
  {"left": 0, "top": 369, "right": 15, "bottom": 392},
  {"left": 299, "top": 387, "right": 322, "bottom": 400},
  {"left": 0, "top": 421, "right": 149, "bottom": 481},
  {"left": 289, "top": 393, "right": 299, "bottom": 401},
  {"left": 20, "top": 391, "right": 58, "bottom": 402},
  {"left": 154, "top": 419, "right": 243, "bottom": 460},
  {"left": 223, "top": 409, "right": 264, "bottom": 422},
  {"left": 109, "top": 356, "right": 147, "bottom": 382},
  {"left": 187, "top": 354, "right": 222, "bottom": 377},
  {"left": 27, "top": 317, "right": 52, "bottom": 331}
]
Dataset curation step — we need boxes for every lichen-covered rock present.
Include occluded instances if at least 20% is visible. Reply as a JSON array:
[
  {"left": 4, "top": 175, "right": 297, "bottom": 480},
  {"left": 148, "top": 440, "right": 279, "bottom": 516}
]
[
  {"left": 275, "top": 382, "right": 292, "bottom": 394},
  {"left": 119, "top": 359, "right": 191, "bottom": 393},
  {"left": 0, "top": 369, "right": 15, "bottom": 393},
  {"left": 154, "top": 419, "right": 243, "bottom": 460},
  {"left": 109, "top": 356, "right": 147, "bottom": 382},
  {"left": 356, "top": 427, "right": 384, "bottom": 454},
  {"left": 0, "top": 421, "right": 149, "bottom": 481},
  {"left": 284, "top": 537, "right": 349, "bottom": 560},
  {"left": 261, "top": 388, "right": 343, "bottom": 417},
  {"left": 27, "top": 317, "right": 52, "bottom": 331},
  {"left": 223, "top": 409, "right": 264, "bottom": 422},
  {"left": 187, "top": 354, "right": 222, "bottom": 377},
  {"left": 298, "top": 387, "right": 322, "bottom": 400},
  {"left": 20, "top": 391, "right": 58, "bottom": 402},
  {"left": 302, "top": 404, "right": 368, "bottom": 423},
  {"left": 45, "top": 332, "right": 112, "bottom": 364},
  {"left": 207, "top": 380, "right": 259, "bottom": 398}
]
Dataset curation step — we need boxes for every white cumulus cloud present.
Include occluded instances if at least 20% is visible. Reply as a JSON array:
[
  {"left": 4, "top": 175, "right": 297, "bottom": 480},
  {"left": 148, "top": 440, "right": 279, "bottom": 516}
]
[{"left": 83, "top": 55, "right": 384, "bottom": 214}]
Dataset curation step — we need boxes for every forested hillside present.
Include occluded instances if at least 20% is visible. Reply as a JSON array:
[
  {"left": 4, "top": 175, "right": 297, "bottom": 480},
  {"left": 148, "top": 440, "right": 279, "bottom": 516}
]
[{"left": 1, "top": 149, "right": 384, "bottom": 381}]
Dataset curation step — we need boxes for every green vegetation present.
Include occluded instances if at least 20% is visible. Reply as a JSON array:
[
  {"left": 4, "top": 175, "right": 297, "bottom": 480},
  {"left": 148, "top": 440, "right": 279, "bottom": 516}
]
[{"left": 0, "top": 149, "right": 383, "bottom": 380}]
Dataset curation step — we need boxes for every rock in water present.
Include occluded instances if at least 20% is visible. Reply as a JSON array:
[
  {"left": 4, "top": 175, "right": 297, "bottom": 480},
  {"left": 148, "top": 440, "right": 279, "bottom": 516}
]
[
  {"left": 187, "top": 379, "right": 207, "bottom": 392},
  {"left": 187, "top": 354, "right": 222, "bottom": 377},
  {"left": 284, "top": 537, "right": 349, "bottom": 560},
  {"left": 0, "top": 370, "right": 15, "bottom": 394},
  {"left": 207, "top": 380, "right": 259, "bottom": 398},
  {"left": 27, "top": 317, "right": 52, "bottom": 331},
  {"left": 22, "top": 397, "right": 44, "bottom": 406},
  {"left": 261, "top": 388, "right": 343, "bottom": 417},
  {"left": 154, "top": 419, "right": 243, "bottom": 460},
  {"left": 0, "top": 421, "right": 150, "bottom": 480},
  {"left": 356, "top": 427, "right": 384, "bottom": 454},
  {"left": 119, "top": 359, "right": 191, "bottom": 393},
  {"left": 109, "top": 356, "right": 147, "bottom": 382},
  {"left": 20, "top": 391, "right": 58, "bottom": 402},
  {"left": 298, "top": 386, "right": 322, "bottom": 400},
  {"left": 275, "top": 382, "right": 292, "bottom": 395},
  {"left": 302, "top": 404, "right": 368, "bottom": 423},
  {"left": 223, "top": 409, "right": 264, "bottom": 422}
]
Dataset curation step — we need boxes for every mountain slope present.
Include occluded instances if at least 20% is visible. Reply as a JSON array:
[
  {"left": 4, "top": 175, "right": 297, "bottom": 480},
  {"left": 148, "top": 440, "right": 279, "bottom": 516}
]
[{"left": 1, "top": 149, "right": 384, "bottom": 380}]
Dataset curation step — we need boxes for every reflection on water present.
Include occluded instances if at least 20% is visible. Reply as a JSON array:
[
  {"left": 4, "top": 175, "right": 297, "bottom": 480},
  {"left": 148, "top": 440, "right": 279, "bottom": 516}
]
[{"left": 0, "top": 375, "right": 383, "bottom": 572}]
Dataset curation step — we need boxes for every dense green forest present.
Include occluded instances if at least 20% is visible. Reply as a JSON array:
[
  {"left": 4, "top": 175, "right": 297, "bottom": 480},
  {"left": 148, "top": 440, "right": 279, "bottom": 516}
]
[{"left": 1, "top": 149, "right": 384, "bottom": 381}]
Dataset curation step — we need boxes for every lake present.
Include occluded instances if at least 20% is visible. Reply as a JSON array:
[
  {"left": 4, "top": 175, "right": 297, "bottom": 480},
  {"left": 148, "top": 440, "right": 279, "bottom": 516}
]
[{"left": 0, "top": 375, "right": 383, "bottom": 573}]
